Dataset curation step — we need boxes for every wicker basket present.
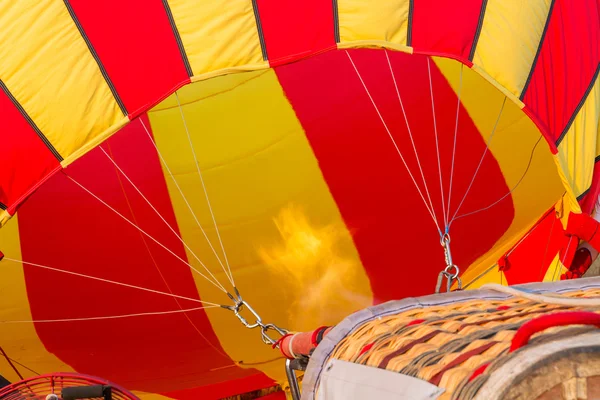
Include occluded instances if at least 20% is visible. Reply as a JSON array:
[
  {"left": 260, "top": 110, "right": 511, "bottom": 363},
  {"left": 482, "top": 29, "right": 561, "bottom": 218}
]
[{"left": 303, "top": 278, "right": 600, "bottom": 400}]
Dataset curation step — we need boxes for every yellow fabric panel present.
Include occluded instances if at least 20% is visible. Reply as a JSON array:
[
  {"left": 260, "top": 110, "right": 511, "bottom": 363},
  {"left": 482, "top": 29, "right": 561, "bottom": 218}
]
[
  {"left": 0, "top": 210, "right": 9, "bottom": 227},
  {"left": 0, "top": 1, "right": 124, "bottom": 163},
  {"left": 556, "top": 74, "right": 600, "bottom": 199},
  {"left": 0, "top": 216, "right": 76, "bottom": 380},
  {"left": 433, "top": 57, "right": 565, "bottom": 286},
  {"left": 337, "top": 0, "right": 410, "bottom": 50},
  {"left": 472, "top": 0, "right": 551, "bottom": 98},
  {"left": 542, "top": 253, "right": 568, "bottom": 282},
  {"left": 461, "top": 267, "right": 507, "bottom": 290},
  {"left": 148, "top": 70, "right": 372, "bottom": 382},
  {"left": 166, "top": 0, "right": 266, "bottom": 77}
]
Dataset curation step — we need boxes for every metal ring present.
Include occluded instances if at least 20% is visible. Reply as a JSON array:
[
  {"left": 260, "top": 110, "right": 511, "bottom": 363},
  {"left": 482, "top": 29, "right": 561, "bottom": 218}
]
[
  {"left": 440, "top": 233, "right": 451, "bottom": 246},
  {"left": 443, "top": 264, "right": 459, "bottom": 279}
]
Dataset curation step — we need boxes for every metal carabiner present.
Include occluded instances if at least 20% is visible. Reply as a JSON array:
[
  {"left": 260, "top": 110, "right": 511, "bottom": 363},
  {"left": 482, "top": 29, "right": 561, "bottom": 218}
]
[{"left": 233, "top": 300, "right": 262, "bottom": 329}]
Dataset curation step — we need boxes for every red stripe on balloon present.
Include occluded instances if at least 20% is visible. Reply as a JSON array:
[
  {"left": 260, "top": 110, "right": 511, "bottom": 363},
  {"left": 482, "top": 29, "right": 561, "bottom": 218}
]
[
  {"left": 275, "top": 49, "right": 513, "bottom": 301},
  {"left": 255, "top": 0, "right": 336, "bottom": 66},
  {"left": 66, "top": 0, "right": 190, "bottom": 117},
  {"left": 502, "top": 209, "right": 569, "bottom": 284},
  {"left": 410, "top": 0, "right": 484, "bottom": 62},
  {"left": 521, "top": 0, "right": 600, "bottom": 143},
  {"left": 17, "top": 115, "right": 272, "bottom": 395},
  {"left": 0, "top": 86, "right": 60, "bottom": 214}
]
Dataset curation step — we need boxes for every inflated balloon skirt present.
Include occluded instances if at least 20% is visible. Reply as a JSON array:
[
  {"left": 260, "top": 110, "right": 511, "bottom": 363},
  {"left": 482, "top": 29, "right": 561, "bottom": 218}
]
[{"left": 301, "top": 277, "right": 600, "bottom": 400}]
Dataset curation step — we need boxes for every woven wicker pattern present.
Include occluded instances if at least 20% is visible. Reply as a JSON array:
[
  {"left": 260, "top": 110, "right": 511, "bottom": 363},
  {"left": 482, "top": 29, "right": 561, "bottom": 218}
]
[{"left": 328, "top": 288, "right": 600, "bottom": 400}]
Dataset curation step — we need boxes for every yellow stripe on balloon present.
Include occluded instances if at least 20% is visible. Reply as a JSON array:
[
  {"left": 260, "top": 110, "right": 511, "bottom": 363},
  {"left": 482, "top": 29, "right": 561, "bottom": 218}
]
[
  {"left": 556, "top": 74, "right": 600, "bottom": 202},
  {"left": 336, "top": 0, "right": 411, "bottom": 52},
  {"left": 433, "top": 57, "right": 565, "bottom": 286},
  {"left": 0, "top": 216, "right": 76, "bottom": 381},
  {"left": 165, "top": 0, "right": 267, "bottom": 78},
  {"left": 542, "top": 253, "right": 568, "bottom": 282},
  {"left": 472, "top": 0, "right": 552, "bottom": 99},
  {"left": 148, "top": 69, "right": 373, "bottom": 382},
  {"left": 0, "top": 1, "right": 125, "bottom": 165}
]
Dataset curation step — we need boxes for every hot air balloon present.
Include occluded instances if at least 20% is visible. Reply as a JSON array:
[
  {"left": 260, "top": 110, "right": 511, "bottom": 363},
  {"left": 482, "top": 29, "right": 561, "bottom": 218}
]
[{"left": 0, "top": 0, "right": 598, "bottom": 398}]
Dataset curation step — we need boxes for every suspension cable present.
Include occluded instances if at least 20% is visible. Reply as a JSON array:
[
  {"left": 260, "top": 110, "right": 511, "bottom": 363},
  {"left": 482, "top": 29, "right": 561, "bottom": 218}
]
[
  {"left": 448, "top": 97, "right": 507, "bottom": 228},
  {"left": 175, "top": 92, "right": 236, "bottom": 287},
  {"left": 139, "top": 118, "right": 234, "bottom": 286},
  {"left": 452, "top": 135, "right": 543, "bottom": 222},
  {"left": 1, "top": 257, "right": 219, "bottom": 306},
  {"left": 348, "top": 50, "right": 442, "bottom": 236},
  {"left": 384, "top": 50, "right": 442, "bottom": 235},
  {"left": 427, "top": 57, "right": 448, "bottom": 230},
  {"left": 446, "top": 63, "right": 464, "bottom": 229},
  {"left": 0, "top": 305, "right": 218, "bottom": 324},
  {"left": 65, "top": 173, "right": 228, "bottom": 293},
  {"left": 99, "top": 146, "right": 225, "bottom": 288}
]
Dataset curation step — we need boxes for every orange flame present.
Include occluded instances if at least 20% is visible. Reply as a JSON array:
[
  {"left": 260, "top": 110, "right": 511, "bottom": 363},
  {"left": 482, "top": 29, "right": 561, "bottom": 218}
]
[{"left": 259, "top": 205, "right": 372, "bottom": 331}]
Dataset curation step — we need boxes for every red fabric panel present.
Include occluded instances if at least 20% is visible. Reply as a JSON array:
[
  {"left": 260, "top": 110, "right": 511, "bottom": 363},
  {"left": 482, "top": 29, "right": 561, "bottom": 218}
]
[
  {"left": 17, "top": 116, "right": 272, "bottom": 396},
  {"left": 256, "top": 0, "right": 336, "bottom": 66},
  {"left": 522, "top": 0, "right": 600, "bottom": 142},
  {"left": 502, "top": 209, "right": 571, "bottom": 284},
  {"left": 275, "top": 49, "right": 513, "bottom": 301},
  {"left": 0, "top": 89, "right": 60, "bottom": 214},
  {"left": 67, "top": 0, "right": 190, "bottom": 117},
  {"left": 411, "top": 0, "right": 484, "bottom": 62}
]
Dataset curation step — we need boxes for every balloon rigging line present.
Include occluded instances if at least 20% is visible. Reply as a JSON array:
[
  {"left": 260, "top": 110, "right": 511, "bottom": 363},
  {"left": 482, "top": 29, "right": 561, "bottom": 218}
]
[
  {"left": 0, "top": 305, "right": 218, "bottom": 324},
  {"left": 64, "top": 173, "right": 228, "bottom": 293},
  {"left": 138, "top": 119, "right": 231, "bottom": 288},
  {"left": 427, "top": 57, "right": 448, "bottom": 231},
  {"left": 384, "top": 50, "right": 442, "bottom": 236},
  {"left": 453, "top": 135, "right": 544, "bottom": 221},
  {"left": 348, "top": 50, "right": 443, "bottom": 236},
  {"left": 1, "top": 257, "right": 221, "bottom": 306},
  {"left": 448, "top": 97, "right": 507, "bottom": 228},
  {"left": 99, "top": 146, "right": 227, "bottom": 291},
  {"left": 175, "top": 92, "right": 236, "bottom": 287},
  {"left": 446, "top": 63, "right": 464, "bottom": 230}
]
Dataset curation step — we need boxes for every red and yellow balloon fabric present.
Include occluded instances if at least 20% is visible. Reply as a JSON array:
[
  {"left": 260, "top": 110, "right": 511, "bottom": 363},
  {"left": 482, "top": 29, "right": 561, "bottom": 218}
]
[{"left": 0, "top": 0, "right": 598, "bottom": 398}]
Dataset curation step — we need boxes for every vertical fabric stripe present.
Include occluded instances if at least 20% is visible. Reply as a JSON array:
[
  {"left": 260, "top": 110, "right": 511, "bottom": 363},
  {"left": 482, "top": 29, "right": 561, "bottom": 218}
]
[
  {"left": 411, "top": 0, "right": 484, "bottom": 61},
  {"left": 16, "top": 117, "right": 267, "bottom": 394},
  {"left": 0, "top": 216, "right": 77, "bottom": 382},
  {"left": 519, "top": 0, "right": 556, "bottom": 100},
  {"left": 522, "top": 0, "right": 600, "bottom": 142},
  {"left": 275, "top": 49, "right": 514, "bottom": 300},
  {"left": 164, "top": 0, "right": 266, "bottom": 77},
  {"left": 148, "top": 69, "right": 372, "bottom": 381},
  {"left": 63, "top": 0, "right": 127, "bottom": 116},
  {"left": 0, "top": 81, "right": 62, "bottom": 162},
  {"left": 469, "top": 0, "right": 488, "bottom": 62},
  {"left": 433, "top": 57, "right": 565, "bottom": 286},
  {"left": 251, "top": 0, "right": 268, "bottom": 60},
  {"left": 66, "top": 0, "right": 191, "bottom": 117},
  {"left": 471, "top": 0, "right": 552, "bottom": 98},
  {"left": 502, "top": 210, "right": 568, "bottom": 284},
  {"left": 0, "top": 1, "right": 125, "bottom": 164},
  {"left": 0, "top": 83, "right": 61, "bottom": 213},
  {"left": 555, "top": 74, "right": 600, "bottom": 200},
  {"left": 336, "top": 0, "right": 411, "bottom": 50},
  {"left": 161, "top": 0, "right": 193, "bottom": 78},
  {"left": 255, "top": 0, "right": 336, "bottom": 65}
]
